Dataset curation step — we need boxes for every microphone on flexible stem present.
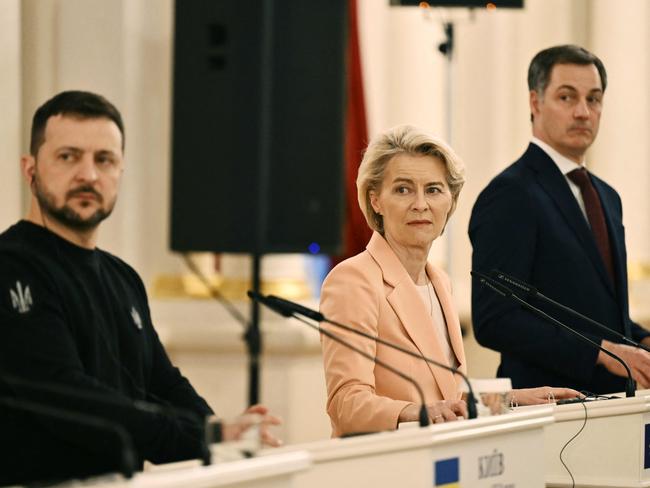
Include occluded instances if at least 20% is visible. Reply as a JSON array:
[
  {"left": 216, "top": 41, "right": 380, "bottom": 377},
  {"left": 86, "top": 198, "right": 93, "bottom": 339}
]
[
  {"left": 251, "top": 293, "right": 323, "bottom": 322},
  {"left": 490, "top": 269, "right": 650, "bottom": 353},
  {"left": 472, "top": 271, "right": 636, "bottom": 398},
  {"left": 248, "top": 291, "right": 480, "bottom": 423},
  {"left": 0, "top": 396, "right": 137, "bottom": 480},
  {"left": 1, "top": 374, "right": 211, "bottom": 466},
  {"left": 247, "top": 291, "right": 477, "bottom": 420},
  {"left": 247, "top": 291, "right": 429, "bottom": 427},
  {"left": 303, "top": 314, "right": 430, "bottom": 428}
]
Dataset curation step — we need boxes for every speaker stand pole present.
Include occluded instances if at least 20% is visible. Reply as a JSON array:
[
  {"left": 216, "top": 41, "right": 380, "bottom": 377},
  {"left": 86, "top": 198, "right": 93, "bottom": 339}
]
[
  {"left": 438, "top": 21, "right": 456, "bottom": 295},
  {"left": 245, "top": 0, "right": 273, "bottom": 408},
  {"left": 244, "top": 253, "right": 263, "bottom": 406}
]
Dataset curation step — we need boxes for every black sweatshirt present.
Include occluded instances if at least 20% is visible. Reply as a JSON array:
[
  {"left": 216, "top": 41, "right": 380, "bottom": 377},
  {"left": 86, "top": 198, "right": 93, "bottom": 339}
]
[{"left": 0, "top": 220, "right": 215, "bottom": 480}]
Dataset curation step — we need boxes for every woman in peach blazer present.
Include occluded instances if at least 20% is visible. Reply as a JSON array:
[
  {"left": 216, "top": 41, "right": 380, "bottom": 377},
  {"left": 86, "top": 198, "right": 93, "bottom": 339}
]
[
  {"left": 320, "top": 125, "right": 579, "bottom": 437},
  {"left": 321, "top": 232, "right": 467, "bottom": 436}
]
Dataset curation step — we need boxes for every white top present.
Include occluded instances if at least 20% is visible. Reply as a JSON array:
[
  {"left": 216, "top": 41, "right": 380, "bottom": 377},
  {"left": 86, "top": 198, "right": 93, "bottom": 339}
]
[
  {"left": 531, "top": 137, "right": 589, "bottom": 224},
  {"left": 416, "top": 282, "right": 458, "bottom": 369}
]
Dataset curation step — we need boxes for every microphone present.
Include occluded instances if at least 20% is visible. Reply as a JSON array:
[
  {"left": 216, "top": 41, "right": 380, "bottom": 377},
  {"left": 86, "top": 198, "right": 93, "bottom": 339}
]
[
  {"left": 248, "top": 291, "right": 324, "bottom": 322},
  {"left": 249, "top": 291, "right": 478, "bottom": 421},
  {"left": 490, "top": 269, "right": 650, "bottom": 353},
  {"left": 1, "top": 374, "right": 212, "bottom": 466},
  {"left": 0, "top": 396, "right": 137, "bottom": 482},
  {"left": 472, "top": 271, "right": 636, "bottom": 398},
  {"left": 249, "top": 291, "right": 477, "bottom": 419},
  {"left": 248, "top": 291, "right": 429, "bottom": 427}
]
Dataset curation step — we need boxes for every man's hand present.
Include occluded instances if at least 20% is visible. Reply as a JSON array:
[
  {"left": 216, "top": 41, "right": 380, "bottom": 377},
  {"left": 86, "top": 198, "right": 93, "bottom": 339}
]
[
  {"left": 245, "top": 404, "right": 283, "bottom": 447},
  {"left": 222, "top": 404, "right": 283, "bottom": 447},
  {"left": 597, "top": 340, "right": 650, "bottom": 388},
  {"left": 510, "top": 386, "right": 582, "bottom": 406}
]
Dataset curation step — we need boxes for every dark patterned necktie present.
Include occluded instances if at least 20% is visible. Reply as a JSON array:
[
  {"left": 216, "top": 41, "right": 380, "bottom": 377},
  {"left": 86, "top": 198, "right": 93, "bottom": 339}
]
[{"left": 567, "top": 167, "right": 615, "bottom": 283}]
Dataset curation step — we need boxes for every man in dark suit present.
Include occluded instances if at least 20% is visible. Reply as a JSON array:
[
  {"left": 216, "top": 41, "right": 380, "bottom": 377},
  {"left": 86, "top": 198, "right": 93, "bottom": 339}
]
[{"left": 469, "top": 45, "right": 650, "bottom": 394}]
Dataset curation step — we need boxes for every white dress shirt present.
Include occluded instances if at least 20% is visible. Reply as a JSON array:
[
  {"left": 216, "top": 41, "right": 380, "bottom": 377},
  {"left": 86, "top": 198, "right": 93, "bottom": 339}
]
[{"left": 416, "top": 282, "right": 459, "bottom": 369}]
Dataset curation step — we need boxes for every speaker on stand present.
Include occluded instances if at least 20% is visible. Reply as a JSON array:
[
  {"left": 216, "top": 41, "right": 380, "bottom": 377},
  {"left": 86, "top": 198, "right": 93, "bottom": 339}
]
[{"left": 170, "top": 0, "right": 348, "bottom": 405}]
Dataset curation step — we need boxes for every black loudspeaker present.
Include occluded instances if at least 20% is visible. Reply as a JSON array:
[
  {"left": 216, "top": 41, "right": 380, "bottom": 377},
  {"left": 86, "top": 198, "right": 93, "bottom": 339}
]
[{"left": 170, "top": 0, "right": 348, "bottom": 254}]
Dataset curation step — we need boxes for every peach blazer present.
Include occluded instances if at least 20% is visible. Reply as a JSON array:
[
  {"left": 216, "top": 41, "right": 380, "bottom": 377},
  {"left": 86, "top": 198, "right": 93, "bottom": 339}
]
[{"left": 320, "top": 232, "right": 467, "bottom": 437}]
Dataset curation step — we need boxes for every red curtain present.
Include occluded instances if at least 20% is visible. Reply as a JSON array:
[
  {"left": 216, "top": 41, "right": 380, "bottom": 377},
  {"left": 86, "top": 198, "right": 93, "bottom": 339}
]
[{"left": 335, "top": 0, "right": 372, "bottom": 264}]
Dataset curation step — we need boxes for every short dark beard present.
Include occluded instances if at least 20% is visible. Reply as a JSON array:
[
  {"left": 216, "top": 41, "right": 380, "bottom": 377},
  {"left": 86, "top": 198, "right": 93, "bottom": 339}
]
[{"left": 33, "top": 173, "right": 114, "bottom": 231}]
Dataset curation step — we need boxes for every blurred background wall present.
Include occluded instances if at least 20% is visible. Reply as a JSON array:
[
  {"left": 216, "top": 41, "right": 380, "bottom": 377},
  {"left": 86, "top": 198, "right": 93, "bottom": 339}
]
[{"left": 2, "top": 0, "right": 649, "bottom": 442}]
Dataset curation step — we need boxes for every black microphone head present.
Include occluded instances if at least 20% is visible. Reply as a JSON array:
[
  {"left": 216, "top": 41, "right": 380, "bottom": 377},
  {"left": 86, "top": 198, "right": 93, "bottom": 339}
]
[
  {"left": 470, "top": 270, "right": 481, "bottom": 283},
  {"left": 247, "top": 290, "right": 261, "bottom": 300},
  {"left": 470, "top": 270, "right": 492, "bottom": 281},
  {"left": 267, "top": 295, "right": 324, "bottom": 321},
  {"left": 470, "top": 270, "right": 494, "bottom": 285},
  {"left": 247, "top": 291, "right": 293, "bottom": 317}
]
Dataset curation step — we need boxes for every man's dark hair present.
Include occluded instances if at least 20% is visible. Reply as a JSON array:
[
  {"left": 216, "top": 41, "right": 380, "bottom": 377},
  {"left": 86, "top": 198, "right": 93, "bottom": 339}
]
[
  {"left": 528, "top": 44, "right": 607, "bottom": 96},
  {"left": 30, "top": 90, "right": 125, "bottom": 156}
]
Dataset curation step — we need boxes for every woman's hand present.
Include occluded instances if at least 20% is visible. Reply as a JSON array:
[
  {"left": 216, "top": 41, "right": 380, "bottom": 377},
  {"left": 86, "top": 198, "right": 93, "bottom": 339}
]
[
  {"left": 399, "top": 399, "right": 467, "bottom": 425},
  {"left": 428, "top": 399, "right": 468, "bottom": 423},
  {"left": 509, "top": 386, "right": 582, "bottom": 406}
]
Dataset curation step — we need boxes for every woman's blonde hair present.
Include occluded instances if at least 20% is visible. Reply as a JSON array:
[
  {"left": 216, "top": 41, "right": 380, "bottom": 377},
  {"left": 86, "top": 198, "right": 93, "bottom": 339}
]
[{"left": 356, "top": 125, "right": 466, "bottom": 234}]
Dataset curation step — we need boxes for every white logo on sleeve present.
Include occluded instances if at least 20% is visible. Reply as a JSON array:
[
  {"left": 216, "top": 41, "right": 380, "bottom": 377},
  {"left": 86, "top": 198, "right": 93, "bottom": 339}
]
[
  {"left": 131, "top": 306, "right": 143, "bottom": 330},
  {"left": 10, "top": 281, "right": 33, "bottom": 313}
]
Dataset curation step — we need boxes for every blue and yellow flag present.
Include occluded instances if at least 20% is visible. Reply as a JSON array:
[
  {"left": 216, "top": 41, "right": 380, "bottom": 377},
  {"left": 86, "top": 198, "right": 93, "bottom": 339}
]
[{"left": 434, "top": 457, "right": 460, "bottom": 487}]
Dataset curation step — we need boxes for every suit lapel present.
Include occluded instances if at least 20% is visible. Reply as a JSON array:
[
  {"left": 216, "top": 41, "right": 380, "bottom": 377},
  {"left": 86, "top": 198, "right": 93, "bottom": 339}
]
[
  {"left": 428, "top": 263, "right": 465, "bottom": 371},
  {"left": 526, "top": 145, "right": 615, "bottom": 297},
  {"left": 366, "top": 232, "right": 458, "bottom": 400}
]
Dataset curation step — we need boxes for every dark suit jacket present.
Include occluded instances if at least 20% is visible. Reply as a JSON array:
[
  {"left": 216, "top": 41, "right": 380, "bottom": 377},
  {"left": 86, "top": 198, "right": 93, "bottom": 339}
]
[{"left": 469, "top": 143, "right": 649, "bottom": 394}]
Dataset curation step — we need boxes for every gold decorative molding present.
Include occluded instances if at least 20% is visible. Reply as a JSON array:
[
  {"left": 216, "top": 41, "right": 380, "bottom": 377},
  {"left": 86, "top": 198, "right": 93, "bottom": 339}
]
[
  {"left": 151, "top": 273, "right": 311, "bottom": 301},
  {"left": 629, "top": 261, "right": 650, "bottom": 281}
]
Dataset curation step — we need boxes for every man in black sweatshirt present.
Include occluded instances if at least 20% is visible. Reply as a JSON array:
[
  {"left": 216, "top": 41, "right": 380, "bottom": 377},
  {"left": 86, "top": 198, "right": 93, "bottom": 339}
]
[{"left": 0, "top": 91, "right": 278, "bottom": 484}]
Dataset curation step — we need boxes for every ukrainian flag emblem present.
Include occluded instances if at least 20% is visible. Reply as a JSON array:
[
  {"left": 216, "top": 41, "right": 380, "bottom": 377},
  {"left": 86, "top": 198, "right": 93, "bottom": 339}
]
[{"left": 434, "top": 457, "right": 460, "bottom": 487}]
